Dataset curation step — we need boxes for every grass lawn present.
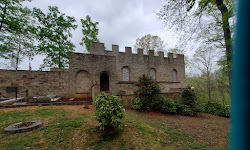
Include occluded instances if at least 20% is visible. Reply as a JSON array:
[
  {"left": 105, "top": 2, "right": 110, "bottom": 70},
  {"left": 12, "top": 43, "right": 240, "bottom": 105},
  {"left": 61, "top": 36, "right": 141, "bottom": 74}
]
[{"left": 0, "top": 105, "right": 229, "bottom": 150}]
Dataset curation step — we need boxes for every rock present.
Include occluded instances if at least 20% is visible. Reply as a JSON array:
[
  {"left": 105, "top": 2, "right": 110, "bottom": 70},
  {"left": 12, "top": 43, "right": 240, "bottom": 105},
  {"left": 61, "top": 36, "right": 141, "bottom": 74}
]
[
  {"left": 12, "top": 102, "right": 27, "bottom": 105},
  {"left": 46, "top": 95, "right": 58, "bottom": 99},
  {"left": 32, "top": 96, "right": 51, "bottom": 103}
]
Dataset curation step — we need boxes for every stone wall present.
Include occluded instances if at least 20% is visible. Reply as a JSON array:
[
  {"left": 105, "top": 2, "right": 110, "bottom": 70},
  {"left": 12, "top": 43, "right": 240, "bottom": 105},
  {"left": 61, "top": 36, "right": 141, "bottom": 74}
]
[
  {"left": 0, "top": 69, "right": 69, "bottom": 98},
  {"left": 86, "top": 42, "right": 186, "bottom": 97},
  {"left": 68, "top": 52, "right": 117, "bottom": 98},
  {"left": 0, "top": 42, "right": 186, "bottom": 100}
]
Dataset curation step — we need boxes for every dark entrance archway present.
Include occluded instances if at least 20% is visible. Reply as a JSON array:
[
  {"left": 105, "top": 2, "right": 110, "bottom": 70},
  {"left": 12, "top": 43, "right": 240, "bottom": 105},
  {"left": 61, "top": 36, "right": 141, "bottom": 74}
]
[{"left": 100, "top": 73, "right": 109, "bottom": 91}]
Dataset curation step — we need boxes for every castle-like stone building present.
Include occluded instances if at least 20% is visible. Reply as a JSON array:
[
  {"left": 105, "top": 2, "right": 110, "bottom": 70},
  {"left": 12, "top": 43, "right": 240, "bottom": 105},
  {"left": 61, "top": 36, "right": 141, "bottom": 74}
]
[{"left": 0, "top": 42, "right": 186, "bottom": 100}]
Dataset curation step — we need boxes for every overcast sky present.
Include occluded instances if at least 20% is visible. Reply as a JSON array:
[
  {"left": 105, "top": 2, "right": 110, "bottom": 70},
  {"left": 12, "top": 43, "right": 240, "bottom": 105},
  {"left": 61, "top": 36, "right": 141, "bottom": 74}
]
[{"left": 16, "top": 0, "right": 181, "bottom": 70}]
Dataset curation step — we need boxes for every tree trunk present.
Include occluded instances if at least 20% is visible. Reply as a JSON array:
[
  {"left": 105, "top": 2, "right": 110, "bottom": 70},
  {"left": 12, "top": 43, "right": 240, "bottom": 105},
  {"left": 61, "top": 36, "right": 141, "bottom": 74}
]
[
  {"left": 216, "top": 0, "right": 232, "bottom": 75},
  {"left": 0, "top": 4, "right": 7, "bottom": 32},
  {"left": 59, "top": 47, "right": 61, "bottom": 68},
  {"left": 208, "top": 77, "right": 211, "bottom": 101}
]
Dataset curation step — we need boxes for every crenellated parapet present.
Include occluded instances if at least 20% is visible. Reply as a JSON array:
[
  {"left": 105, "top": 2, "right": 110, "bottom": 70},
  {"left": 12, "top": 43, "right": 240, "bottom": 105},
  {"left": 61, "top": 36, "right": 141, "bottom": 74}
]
[{"left": 89, "top": 42, "right": 185, "bottom": 62}]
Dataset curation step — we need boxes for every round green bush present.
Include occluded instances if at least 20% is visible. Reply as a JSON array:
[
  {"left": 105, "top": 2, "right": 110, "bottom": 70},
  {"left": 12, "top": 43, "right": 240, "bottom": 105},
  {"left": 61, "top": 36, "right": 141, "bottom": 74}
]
[
  {"left": 93, "top": 92, "right": 125, "bottom": 130},
  {"left": 161, "top": 98, "right": 178, "bottom": 114}
]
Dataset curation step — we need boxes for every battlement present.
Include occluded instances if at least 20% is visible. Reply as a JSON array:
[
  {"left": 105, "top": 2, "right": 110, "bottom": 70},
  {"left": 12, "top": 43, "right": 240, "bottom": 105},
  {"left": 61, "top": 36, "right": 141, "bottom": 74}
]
[{"left": 89, "top": 42, "right": 184, "bottom": 60}]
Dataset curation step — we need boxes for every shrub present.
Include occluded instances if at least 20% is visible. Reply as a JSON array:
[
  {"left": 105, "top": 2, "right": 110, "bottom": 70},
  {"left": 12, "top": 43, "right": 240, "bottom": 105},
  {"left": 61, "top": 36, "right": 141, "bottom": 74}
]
[
  {"left": 181, "top": 105, "right": 192, "bottom": 116},
  {"left": 203, "top": 101, "right": 230, "bottom": 117},
  {"left": 161, "top": 98, "right": 178, "bottom": 114},
  {"left": 181, "top": 88, "right": 196, "bottom": 106},
  {"left": 131, "top": 97, "right": 142, "bottom": 110},
  {"left": 135, "top": 74, "right": 161, "bottom": 110},
  {"left": 181, "top": 88, "right": 200, "bottom": 115},
  {"left": 93, "top": 92, "right": 125, "bottom": 130}
]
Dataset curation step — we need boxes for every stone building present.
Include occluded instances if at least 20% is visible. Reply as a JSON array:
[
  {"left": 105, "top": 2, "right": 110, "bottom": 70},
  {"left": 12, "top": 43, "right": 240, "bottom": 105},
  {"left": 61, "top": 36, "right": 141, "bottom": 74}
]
[{"left": 0, "top": 42, "right": 186, "bottom": 100}]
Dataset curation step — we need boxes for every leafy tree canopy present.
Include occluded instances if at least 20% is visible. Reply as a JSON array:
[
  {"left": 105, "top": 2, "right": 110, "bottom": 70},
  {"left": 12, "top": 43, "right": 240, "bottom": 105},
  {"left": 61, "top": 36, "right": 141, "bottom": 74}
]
[
  {"left": 79, "top": 15, "right": 100, "bottom": 51},
  {"left": 134, "top": 34, "right": 166, "bottom": 54},
  {"left": 33, "top": 6, "right": 77, "bottom": 70},
  {"left": 157, "top": 0, "right": 235, "bottom": 74},
  {"left": 0, "top": 0, "right": 36, "bottom": 68}
]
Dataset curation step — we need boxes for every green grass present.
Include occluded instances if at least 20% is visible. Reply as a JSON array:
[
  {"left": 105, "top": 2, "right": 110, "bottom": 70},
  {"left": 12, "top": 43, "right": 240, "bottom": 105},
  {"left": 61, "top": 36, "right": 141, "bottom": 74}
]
[
  {"left": 0, "top": 106, "right": 229, "bottom": 150},
  {"left": 0, "top": 107, "right": 87, "bottom": 150}
]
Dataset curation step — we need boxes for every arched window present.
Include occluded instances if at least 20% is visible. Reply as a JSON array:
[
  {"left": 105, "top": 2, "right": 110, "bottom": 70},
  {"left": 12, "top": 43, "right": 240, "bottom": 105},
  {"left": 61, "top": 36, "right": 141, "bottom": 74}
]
[
  {"left": 122, "top": 67, "right": 130, "bottom": 81},
  {"left": 149, "top": 68, "right": 156, "bottom": 80},
  {"left": 172, "top": 69, "right": 177, "bottom": 82}
]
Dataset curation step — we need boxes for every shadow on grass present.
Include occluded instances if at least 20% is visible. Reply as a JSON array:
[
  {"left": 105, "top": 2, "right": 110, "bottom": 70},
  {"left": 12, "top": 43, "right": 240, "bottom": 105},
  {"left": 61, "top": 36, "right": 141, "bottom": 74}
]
[{"left": 88, "top": 129, "right": 122, "bottom": 150}]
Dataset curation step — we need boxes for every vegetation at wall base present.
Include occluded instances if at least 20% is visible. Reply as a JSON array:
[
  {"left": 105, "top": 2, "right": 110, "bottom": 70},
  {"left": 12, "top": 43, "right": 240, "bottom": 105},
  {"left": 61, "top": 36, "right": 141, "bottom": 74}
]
[
  {"left": 203, "top": 101, "right": 230, "bottom": 118},
  {"left": 93, "top": 92, "right": 125, "bottom": 131},
  {"left": 161, "top": 98, "right": 179, "bottom": 114},
  {"left": 131, "top": 97, "right": 142, "bottom": 110},
  {"left": 133, "top": 75, "right": 204, "bottom": 116},
  {"left": 134, "top": 74, "right": 161, "bottom": 110},
  {"left": 181, "top": 88, "right": 201, "bottom": 115}
]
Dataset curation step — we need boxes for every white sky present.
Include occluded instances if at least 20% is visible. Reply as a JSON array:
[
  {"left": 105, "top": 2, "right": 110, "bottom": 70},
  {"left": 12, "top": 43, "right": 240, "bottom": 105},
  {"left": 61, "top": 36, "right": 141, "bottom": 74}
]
[{"left": 8, "top": 0, "right": 188, "bottom": 70}]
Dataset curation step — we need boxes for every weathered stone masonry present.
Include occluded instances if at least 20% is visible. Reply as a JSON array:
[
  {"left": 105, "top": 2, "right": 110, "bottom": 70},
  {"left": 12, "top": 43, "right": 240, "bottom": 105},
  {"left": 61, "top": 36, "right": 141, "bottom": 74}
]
[
  {"left": 0, "top": 69, "right": 69, "bottom": 98},
  {"left": 0, "top": 42, "right": 186, "bottom": 99}
]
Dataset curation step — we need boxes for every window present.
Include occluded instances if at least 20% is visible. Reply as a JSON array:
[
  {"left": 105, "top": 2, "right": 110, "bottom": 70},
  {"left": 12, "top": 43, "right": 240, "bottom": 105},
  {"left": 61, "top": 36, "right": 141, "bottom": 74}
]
[
  {"left": 172, "top": 69, "right": 177, "bottom": 82},
  {"left": 122, "top": 67, "right": 130, "bottom": 81},
  {"left": 149, "top": 68, "right": 156, "bottom": 80}
]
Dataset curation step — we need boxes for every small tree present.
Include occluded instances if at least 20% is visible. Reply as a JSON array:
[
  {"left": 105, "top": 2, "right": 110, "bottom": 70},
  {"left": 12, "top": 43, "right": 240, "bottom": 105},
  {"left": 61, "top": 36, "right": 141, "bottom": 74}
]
[
  {"left": 181, "top": 88, "right": 201, "bottom": 115},
  {"left": 79, "top": 15, "right": 100, "bottom": 51},
  {"left": 0, "top": 0, "right": 36, "bottom": 69},
  {"left": 33, "top": 6, "right": 77, "bottom": 70},
  {"left": 191, "top": 47, "right": 217, "bottom": 101},
  {"left": 93, "top": 92, "right": 125, "bottom": 131},
  {"left": 134, "top": 34, "right": 166, "bottom": 54},
  {"left": 135, "top": 74, "right": 161, "bottom": 110}
]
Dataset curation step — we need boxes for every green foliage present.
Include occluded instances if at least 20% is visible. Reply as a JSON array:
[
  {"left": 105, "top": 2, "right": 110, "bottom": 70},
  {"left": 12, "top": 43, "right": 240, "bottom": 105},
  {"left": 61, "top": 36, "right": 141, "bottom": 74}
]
[
  {"left": 217, "top": 55, "right": 231, "bottom": 80},
  {"left": 33, "top": 6, "right": 77, "bottom": 70},
  {"left": 203, "top": 101, "right": 230, "bottom": 117},
  {"left": 93, "top": 92, "right": 125, "bottom": 131},
  {"left": 0, "top": 0, "right": 36, "bottom": 66},
  {"left": 79, "top": 15, "right": 100, "bottom": 51},
  {"left": 181, "top": 105, "right": 192, "bottom": 116},
  {"left": 186, "top": 69, "right": 230, "bottom": 105},
  {"left": 157, "top": 0, "right": 234, "bottom": 78},
  {"left": 181, "top": 88, "right": 196, "bottom": 106},
  {"left": 131, "top": 97, "right": 142, "bottom": 110},
  {"left": 135, "top": 74, "right": 161, "bottom": 110},
  {"left": 134, "top": 34, "right": 166, "bottom": 54},
  {"left": 181, "top": 88, "right": 201, "bottom": 115},
  {"left": 133, "top": 75, "right": 204, "bottom": 116},
  {"left": 161, "top": 98, "right": 179, "bottom": 114},
  {"left": 0, "top": 0, "right": 32, "bottom": 33}
]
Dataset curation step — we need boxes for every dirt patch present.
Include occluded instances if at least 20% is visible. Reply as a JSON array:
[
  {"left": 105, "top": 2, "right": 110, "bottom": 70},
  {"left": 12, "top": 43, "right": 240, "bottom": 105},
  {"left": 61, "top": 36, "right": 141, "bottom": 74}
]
[
  {"left": 14, "top": 122, "right": 35, "bottom": 128},
  {"left": 0, "top": 106, "right": 42, "bottom": 112},
  {"left": 126, "top": 109, "right": 230, "bottom": 148}
]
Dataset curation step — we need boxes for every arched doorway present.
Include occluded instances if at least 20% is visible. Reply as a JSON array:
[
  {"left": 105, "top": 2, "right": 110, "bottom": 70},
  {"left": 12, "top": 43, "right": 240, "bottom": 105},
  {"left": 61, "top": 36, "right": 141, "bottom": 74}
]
[{"left": 100, "top": 73, "right": 109, "bottom": 91}]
